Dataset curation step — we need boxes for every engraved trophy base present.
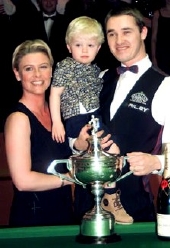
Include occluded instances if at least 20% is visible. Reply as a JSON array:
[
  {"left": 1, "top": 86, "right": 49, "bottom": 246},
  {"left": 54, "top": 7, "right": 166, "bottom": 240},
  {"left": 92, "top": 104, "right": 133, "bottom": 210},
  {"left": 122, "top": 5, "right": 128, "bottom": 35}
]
[
  {"left": 76, "top": 233, "right": 121, "bottom": 244},
  {"left": 76, "top": 206, "right": 121, "bottom": 244}
]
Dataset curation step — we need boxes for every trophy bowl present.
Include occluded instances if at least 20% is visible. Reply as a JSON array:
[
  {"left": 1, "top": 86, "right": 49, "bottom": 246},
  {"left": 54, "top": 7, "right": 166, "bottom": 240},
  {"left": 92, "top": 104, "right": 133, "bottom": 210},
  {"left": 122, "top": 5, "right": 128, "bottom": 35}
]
[{"left": 70, "top": 152, "right": 120, "bottom": 184}]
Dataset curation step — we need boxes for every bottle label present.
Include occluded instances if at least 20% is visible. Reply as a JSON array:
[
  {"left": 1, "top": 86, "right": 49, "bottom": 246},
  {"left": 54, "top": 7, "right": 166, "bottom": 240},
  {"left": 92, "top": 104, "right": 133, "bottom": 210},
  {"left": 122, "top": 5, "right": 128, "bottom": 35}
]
[
  {"left": 157, "top": 214, "right": 170, "bottom": 237},
  {"left": 160, "top": 179, "right": 170, "bottom": 196}
]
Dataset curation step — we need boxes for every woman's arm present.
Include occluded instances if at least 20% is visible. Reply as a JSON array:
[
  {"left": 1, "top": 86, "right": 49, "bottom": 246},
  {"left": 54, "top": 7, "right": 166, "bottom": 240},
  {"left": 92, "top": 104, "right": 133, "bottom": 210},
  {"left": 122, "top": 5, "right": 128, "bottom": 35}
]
[{"left": 4, "top": 112, "right": 72, "bottom": 191}]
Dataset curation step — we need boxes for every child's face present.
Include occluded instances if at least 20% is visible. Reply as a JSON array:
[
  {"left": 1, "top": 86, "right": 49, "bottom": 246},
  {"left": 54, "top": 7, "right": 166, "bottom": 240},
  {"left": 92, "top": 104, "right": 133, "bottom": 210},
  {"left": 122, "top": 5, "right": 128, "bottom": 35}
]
[{"left": 67, "top": 34, "right": 101, "bottom": 65}]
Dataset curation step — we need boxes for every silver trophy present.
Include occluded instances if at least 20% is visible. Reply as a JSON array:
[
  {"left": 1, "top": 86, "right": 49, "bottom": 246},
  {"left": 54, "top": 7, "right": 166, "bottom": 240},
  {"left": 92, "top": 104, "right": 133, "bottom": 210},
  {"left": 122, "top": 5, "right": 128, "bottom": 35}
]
[{"left": 47, "top": 116, "right": 125, "bottom": 244}]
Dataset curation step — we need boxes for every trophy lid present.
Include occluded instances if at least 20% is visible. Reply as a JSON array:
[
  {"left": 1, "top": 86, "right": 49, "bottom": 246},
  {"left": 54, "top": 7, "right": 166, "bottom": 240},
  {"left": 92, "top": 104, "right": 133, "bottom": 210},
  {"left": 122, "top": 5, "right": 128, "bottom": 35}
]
[{"left": 71, "top": 115, "right": 119, "bottom": 161}]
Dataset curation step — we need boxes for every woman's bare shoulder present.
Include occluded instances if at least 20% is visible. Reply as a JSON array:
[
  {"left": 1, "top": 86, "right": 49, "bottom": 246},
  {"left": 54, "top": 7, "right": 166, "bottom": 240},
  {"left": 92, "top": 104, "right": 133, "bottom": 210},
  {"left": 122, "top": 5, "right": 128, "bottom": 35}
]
[{"left": 5, "top": 111, "right": 29, "bottom": 131}]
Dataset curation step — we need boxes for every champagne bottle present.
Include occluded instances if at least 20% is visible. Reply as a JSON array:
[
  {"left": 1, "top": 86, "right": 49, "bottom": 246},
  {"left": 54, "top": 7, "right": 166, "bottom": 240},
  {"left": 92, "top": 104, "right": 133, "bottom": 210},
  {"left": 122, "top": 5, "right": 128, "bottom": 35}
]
[{"left": 157, "top": 143, "right": 170, "bottom": 240}]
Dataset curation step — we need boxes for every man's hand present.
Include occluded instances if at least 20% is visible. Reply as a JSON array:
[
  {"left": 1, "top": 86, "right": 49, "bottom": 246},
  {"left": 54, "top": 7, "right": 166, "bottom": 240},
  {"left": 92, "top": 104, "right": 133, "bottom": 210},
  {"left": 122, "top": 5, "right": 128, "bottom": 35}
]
[
  {"left": 74, "top": 124, "right": 91, "bottom": 151},
  {"left": 127, "top": 152, "right": 161, "bottom": 175}
]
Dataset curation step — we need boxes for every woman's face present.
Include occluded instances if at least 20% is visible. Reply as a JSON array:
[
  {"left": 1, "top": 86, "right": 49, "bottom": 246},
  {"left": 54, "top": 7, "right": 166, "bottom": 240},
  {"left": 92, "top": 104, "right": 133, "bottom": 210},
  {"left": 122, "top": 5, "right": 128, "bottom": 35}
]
[{"left": 13, "top": 52, "right": 52, "bottom": 95}]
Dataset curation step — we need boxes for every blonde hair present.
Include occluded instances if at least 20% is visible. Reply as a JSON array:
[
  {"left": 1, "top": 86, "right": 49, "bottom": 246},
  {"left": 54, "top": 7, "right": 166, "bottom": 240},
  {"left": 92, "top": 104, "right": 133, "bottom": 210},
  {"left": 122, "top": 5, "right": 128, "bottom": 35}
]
[
  {"left": 65, "top": 16, "right": 105, "bottom": 45},
  {"left": 12, "top": 39, "right": 54, "bottom": 70}
]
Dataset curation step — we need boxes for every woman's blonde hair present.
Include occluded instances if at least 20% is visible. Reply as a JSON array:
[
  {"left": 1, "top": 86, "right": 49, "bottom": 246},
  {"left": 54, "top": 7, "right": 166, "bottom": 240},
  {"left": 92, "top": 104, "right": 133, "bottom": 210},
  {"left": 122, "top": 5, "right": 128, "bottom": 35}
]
[
  {"left": 65, "top": 16, "right": 105, "bottom": 45},
  {"left": 12, "top": 39, "right": 54, "bottom": 70}
]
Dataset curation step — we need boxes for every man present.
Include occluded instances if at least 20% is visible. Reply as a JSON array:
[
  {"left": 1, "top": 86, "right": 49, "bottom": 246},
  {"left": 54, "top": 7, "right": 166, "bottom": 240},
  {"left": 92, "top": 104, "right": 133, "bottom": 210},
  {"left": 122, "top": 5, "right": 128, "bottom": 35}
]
[
  {"left": 39, "top": 0, "right": 58, "bottom": 39},
  {"left": 99, "top": 6, "right": 170, "bottom": 222},
  {"left": 12, "top": 0, "right": 68, "bottom": 66},
  {"left": 39, "top": 0, "right": 69, "bottom": 65}
]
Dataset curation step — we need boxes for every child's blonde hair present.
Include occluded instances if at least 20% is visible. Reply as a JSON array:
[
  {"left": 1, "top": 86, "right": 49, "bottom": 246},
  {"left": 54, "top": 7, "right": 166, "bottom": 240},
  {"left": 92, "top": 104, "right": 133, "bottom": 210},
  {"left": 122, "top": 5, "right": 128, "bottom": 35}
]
[{"left": 65, "top": 16, "right": 105, "bottom": 45}]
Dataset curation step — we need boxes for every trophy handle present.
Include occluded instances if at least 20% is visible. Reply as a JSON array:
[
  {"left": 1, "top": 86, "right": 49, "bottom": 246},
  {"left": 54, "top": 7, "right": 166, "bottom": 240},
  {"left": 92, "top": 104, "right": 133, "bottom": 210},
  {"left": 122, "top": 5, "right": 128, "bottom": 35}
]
[
  {"left": 115, "top": 156, "right": 133, "bottom": 182},
  {"left": 47, "top": 159, "right": 86, "bottom": 188}
]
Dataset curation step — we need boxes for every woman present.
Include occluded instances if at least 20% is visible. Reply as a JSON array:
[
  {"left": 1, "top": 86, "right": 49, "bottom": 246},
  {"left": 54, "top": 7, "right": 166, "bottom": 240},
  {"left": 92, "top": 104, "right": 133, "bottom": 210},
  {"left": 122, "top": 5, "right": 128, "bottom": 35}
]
[
  {"left": 4, "top": 39, "right": 114, "bottom": 227},
  {"left": 4, "top": 39, "right": 76, "bottom": 227}
]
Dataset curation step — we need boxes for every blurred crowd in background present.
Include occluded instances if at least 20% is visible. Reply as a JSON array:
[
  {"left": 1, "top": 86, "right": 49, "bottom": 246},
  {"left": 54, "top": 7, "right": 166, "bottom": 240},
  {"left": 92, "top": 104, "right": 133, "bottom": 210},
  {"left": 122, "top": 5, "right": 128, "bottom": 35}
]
[{"left": 0, "top": 0, "right": 168, "bottom": 131}]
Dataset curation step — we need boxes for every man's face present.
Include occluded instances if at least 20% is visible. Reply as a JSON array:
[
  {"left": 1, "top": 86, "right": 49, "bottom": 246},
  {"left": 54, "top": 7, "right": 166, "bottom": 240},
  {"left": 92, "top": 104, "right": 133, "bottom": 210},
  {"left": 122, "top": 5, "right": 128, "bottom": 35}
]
[
  {"left": 39, "top": 0, "right": 57, "bottom": 15},
  {"left": 106, "top": 15, "right": 147, "bottom": 66}
]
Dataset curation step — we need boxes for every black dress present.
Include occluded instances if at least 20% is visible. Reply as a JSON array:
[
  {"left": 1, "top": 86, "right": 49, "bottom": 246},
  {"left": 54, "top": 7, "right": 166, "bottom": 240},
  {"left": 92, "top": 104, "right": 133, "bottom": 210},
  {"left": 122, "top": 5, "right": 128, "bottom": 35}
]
[{"left": 9, "top": 102, "right": 74, "bottom": 227}]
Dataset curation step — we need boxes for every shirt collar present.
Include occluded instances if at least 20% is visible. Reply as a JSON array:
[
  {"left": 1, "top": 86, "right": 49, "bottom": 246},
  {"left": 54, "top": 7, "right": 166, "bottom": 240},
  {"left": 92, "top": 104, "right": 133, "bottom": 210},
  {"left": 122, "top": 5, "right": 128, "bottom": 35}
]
[
  {"left": 121, "top": 55, "right": 152, "bottom": 77},
  {"left": 43, "top": 12, "right": 56, "bottom": 18}
]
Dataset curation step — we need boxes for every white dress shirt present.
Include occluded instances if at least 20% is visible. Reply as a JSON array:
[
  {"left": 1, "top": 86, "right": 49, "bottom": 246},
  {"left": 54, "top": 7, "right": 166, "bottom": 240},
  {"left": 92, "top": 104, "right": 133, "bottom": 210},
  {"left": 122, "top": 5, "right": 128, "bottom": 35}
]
[
  {"left": 110, "top": 55, "right": 170, "bottom": 173},
  {"left": 110, "top": 55, "right": 170, "bottom": 143},
  {"left": 43, "top": 13, "right": 56, "bottom": 39}
]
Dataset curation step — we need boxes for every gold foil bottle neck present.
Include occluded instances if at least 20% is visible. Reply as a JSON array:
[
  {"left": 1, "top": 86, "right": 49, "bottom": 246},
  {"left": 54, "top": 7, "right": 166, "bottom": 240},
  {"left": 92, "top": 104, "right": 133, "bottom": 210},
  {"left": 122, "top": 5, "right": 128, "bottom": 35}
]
[
  {"left": 162, "top": 143, "right": 170, "bottom": 153},
  {"left": 163, "top": 143, "right": 170, "bottom": 179}
]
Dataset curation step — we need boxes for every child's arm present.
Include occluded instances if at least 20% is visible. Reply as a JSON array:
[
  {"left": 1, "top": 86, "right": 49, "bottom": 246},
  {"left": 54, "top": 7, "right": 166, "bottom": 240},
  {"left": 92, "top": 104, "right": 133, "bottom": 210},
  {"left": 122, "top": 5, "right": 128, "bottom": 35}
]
[{"left": 49, "top": 86, "right": 65, "bottom": 143}]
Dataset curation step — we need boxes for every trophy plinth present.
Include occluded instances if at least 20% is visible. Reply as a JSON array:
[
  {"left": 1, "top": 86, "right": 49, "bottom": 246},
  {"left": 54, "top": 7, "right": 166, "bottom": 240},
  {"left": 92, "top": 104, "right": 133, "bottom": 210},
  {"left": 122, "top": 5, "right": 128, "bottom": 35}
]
[{"left": 76, "top": 181, "right": 121, "bottom": 244}]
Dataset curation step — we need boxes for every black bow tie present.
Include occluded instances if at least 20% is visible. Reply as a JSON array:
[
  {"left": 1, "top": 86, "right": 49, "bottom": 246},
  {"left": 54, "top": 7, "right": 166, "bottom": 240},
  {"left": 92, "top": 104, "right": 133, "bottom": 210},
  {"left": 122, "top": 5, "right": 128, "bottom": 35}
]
[
  {"left": 117, "top": 65, "right": 138, "bottom": 74},
  {"left": 43, "top": 15, "right": 56, "bottom": 21}
]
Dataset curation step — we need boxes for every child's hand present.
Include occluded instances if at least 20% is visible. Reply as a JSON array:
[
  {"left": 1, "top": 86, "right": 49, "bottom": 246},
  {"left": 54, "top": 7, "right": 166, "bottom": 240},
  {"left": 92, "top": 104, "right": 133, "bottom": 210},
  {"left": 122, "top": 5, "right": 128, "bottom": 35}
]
[{"left": 52, "top": 122, "right": 65, "bottom": 143}]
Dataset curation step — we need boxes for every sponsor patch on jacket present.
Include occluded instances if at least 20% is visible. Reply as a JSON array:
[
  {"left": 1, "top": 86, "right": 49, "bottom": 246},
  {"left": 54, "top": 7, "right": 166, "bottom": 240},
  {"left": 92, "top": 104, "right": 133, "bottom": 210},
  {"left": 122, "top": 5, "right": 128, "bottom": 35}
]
[{"left": 128, "top": 91, "right": 149, "bottom": 112}]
